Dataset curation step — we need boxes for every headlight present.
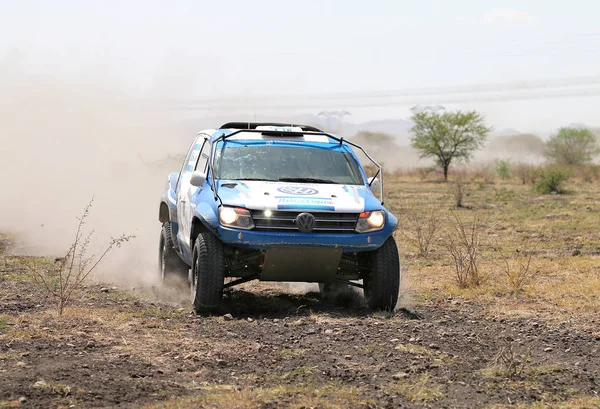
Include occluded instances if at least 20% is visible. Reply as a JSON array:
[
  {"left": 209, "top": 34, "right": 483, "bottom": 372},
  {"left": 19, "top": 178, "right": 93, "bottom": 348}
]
[
  {"left": 355, "top": 210, "right": 385, "bottom": 233},
  {"left": 218, "top": 206, "right": 254, "bottom": 229}
]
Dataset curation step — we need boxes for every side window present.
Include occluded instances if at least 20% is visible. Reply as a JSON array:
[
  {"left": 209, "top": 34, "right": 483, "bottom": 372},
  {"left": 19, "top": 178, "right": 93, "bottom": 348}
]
[
  {"left": 177, "top": 137, "right": 200, "bottom": 188},
  {"left": 196, "top": 141, "right": 210, "bottom": 173}
]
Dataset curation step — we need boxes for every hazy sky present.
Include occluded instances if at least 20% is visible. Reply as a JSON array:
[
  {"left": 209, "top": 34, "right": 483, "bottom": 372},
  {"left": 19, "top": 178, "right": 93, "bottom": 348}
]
[{"left": 2, "top": 0, "right": 600, "bottom": 133}]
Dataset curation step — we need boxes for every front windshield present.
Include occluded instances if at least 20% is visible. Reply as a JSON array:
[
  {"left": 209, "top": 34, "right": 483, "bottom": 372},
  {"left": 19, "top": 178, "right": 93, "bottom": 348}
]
[{"left": 213, "top": 142, "right": 364, "bottom": 185}]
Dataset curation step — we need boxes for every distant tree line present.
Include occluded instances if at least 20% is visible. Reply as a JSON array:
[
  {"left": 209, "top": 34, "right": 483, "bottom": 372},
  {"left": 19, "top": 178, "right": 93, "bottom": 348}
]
[{"left": 405, "top": 106, "right": 599, "bottom": 179}]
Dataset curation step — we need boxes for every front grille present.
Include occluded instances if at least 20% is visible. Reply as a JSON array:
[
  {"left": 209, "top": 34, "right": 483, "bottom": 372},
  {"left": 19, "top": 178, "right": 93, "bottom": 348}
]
[{"left": 250, "top": 210, "right": 358, "bottom": 233}]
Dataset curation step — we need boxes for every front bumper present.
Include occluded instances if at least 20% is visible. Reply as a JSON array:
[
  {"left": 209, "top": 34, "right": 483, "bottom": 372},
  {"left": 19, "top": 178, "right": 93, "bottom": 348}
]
[{"left": 216, "top": 224, "right": 395, "bottom": 252}]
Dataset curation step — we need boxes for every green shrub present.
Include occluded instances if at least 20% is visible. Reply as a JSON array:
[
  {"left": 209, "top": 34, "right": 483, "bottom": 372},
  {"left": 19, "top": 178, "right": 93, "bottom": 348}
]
[
  {"left": 534, "top": 167, "right": 571, "bottom": 194},
  {"left": 495, "top": 159, "right": 512, "bottom": 180}
]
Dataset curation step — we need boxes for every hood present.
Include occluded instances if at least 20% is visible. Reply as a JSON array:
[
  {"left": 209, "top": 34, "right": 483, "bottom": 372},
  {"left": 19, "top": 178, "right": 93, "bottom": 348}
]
[{"left": 216, "top": 180, "right": 379, "bottom": 213}]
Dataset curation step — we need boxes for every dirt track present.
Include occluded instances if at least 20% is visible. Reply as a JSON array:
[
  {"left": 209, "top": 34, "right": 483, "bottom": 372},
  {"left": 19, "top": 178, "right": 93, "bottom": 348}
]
[{"left": 1, "top": 254, "right": 599, "bottom": 409}]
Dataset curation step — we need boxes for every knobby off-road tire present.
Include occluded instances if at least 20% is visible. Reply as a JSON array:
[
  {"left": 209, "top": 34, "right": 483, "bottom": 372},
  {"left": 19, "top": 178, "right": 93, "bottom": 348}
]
[
  {"left": 159, "top": 223, "right": 189, "bottom": 287},
  {"left": 364, "top": 236, "right": 401, "bottom": 311},
  {"left": 191, "top": 232, "right": 225, "bottom": 313}
]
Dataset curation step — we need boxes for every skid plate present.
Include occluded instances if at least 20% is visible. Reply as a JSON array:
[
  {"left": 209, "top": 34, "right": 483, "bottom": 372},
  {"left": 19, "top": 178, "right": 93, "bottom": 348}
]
[{"left": 261, "top": 247, "right": 343, "bottom": 282}]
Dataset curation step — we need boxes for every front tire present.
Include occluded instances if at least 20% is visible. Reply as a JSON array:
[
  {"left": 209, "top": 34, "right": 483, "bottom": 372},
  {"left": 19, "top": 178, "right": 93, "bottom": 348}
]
[
  {"left": 363, "top": 236, "right": 400, "bottom": 311},
  {"left": 159, "top": 223, "right": 188, "bottom": 287},
  {"left": 191, "top": 233, "right": 225, "bottom": 313}
]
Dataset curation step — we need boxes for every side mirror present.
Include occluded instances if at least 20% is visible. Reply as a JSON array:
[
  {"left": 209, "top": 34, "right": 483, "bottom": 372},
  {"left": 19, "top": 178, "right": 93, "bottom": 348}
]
[
  {"left": 190, "top": 171, "right": 206, "bottom": 188},
  {"left": 368, "top": 176, "right": 380, "bottom": 191}
]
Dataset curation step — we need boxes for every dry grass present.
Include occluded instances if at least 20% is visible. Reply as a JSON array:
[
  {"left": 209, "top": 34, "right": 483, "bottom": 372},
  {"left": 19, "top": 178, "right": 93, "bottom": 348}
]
[
  {"left": 387, "top": 170, "right": 600, "bottom": 322},
  {"left": 386, "top": 373, "right": 444, "bottom": 403},
  {"left": 143, "top": 383, "right": 375, "bottom": 409},
  {"left": 496, "top": 246, "right": 538, "bottom": 294},
  {"left": 485, "top": 396, "right": 600, "bottom": 409}
]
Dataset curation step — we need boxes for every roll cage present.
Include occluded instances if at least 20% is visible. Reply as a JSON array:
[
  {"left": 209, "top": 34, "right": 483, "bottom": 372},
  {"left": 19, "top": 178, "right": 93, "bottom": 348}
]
[{"left": 203, "top": 123, "right": 385, "bottom": 207}]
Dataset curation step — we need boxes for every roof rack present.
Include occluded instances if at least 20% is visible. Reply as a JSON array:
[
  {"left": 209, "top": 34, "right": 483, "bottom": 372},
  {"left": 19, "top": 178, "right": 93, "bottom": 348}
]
[{"left": 219, "top": 122, "right": 322, "bottom": 132}]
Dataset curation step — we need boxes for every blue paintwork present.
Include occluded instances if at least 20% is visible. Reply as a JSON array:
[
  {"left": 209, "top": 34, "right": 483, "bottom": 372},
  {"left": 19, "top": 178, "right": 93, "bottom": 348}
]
[
  {"left": 216, "top": 217, "right": 397, "bottom": 251},
  {"left": 159, "top": 128, "right": 398, "bottom": 268}
]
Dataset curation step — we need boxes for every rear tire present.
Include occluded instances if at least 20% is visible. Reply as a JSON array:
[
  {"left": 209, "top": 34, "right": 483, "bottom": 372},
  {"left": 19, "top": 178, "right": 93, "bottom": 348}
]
[
  {"left": 363, "top": 236, "right": 400, "bottom": 311},
  {"left": 191, "top": 232, "right": 225, "bottom": 313},
  {"left": 159, "top": 223, "right": 188, "bottom": 287}
]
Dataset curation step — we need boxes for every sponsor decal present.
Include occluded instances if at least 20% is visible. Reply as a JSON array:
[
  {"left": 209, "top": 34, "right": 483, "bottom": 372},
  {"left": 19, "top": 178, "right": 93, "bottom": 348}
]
[
  {"left": 275, "top": 196, "right": 335, "bottom": 211},
  {"left": 275, "top": 196, "right": 333, "bottom": 206},
  {"left": 277, "top": 186, "right": 319, "bottom": 195}
]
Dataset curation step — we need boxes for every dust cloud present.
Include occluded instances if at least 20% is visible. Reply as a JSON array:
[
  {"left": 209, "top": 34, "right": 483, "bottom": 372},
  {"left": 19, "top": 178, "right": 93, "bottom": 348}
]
[{"left": 0, "top": 51, "right": 196, "bottom": 287}]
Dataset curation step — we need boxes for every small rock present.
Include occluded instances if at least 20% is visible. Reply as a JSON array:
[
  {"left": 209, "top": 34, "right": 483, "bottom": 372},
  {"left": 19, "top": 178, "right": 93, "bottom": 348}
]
[
  {"left": 306, "top": 328, "right": 316, "bottom": 335},
  {"left": 223, "top": 314, "right": 233, "bottom": 321},
  {"left": 100, "top": 287, "right": 109, "bottom": 293},
  {"left": 111, "top": 286, "right": 117, "bottom": 290},
  {"left": 177, "top": 307, "right": 185, "bottom": 312},
  {"left": 392, "top": 372, "right": 408, "bottom": 380},
  {"left": 16, "top": 361, "right": 26, "bottom": 368},
  {"left": 18, "top": 397, "right": 27, "bottom": 404},
  {"left": 33, "top": 380, "right": 48, "bottom": 389},
  {"left": 324, "top": 329, "right": 334, "bottom": 335},
  {"left": 247, "top": 317, "right": 254, "bottom": 322},
  {"left": 409, "top": 337, "right": 416, "bottom": 343},
  {"left": 86, "top": 340, "right": 96, "bottom": 348},
  {"left": 565, "top": 348, "right": 571, "bottom": 353},
  {"left": 544, "top": 347, "right": 553, "bottom": 352},
  {"left": 390, "top": 338, "right": 400, "bottom": 342},
  {"left": 273, "top": 319, "right": 279, "bottom": 323},
  {"left": 429, "top": 343, "right": 440, "bottom": 350},
  {"left": 344, "top": 355, "right": 352, "bottom": 360},
  {"left": 216, "top": 359, "right": 227, "bottom": 367}
]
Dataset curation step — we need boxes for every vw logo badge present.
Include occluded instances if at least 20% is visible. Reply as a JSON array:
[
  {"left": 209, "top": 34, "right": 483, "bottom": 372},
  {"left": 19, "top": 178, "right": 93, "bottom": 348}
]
[
  {"left": 295, "top": 212, "right": 316, "bottom": 233},
  {"left": 277, "top": 186, "right": 318, "bottom": 195}
]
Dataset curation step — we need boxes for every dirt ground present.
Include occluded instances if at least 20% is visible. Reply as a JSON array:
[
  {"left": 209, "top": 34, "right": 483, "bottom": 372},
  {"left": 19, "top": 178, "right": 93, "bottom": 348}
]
[{"left": 1, "top": 256, "right": 598, "bottom": 409}]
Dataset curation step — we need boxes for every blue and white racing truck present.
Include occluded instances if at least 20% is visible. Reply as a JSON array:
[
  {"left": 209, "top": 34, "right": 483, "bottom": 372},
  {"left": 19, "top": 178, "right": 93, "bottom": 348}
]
[{"left": 158, "top": 122, "right": 400, "bottom": 312}]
